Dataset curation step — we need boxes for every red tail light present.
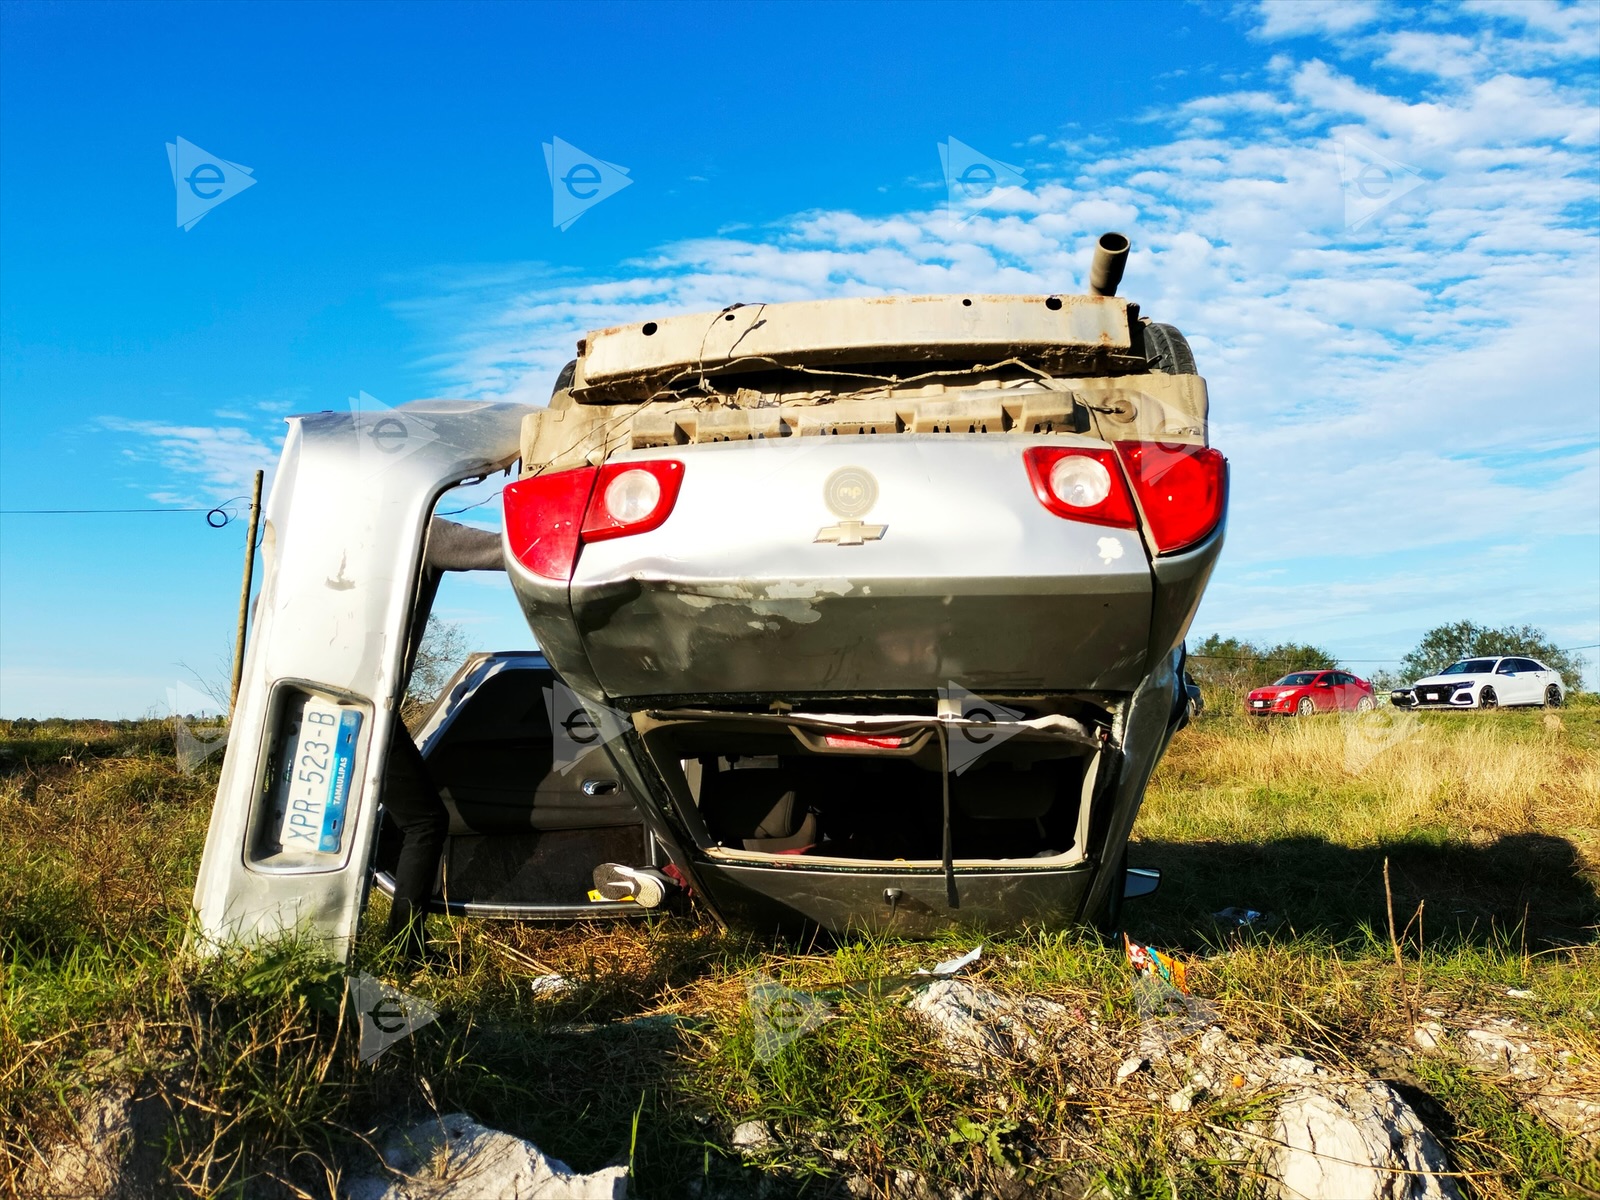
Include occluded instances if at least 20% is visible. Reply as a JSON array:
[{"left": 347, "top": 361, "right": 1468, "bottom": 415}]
[
  {"left": 581, "top": 460, "right": 686, "bottom": 542},
  {"left": 503, "top": 459, "right": 685, "bottom": 581},
  {"left": 1115, "top": 442, "right": 1227, "bottom": 554},
  {"left": 503, "top": 467, "right": 598, "bottom": 581},
  {"left": 824, "top": 733, "right": 906, "bottom": 750},
  {"left": 1023, "top": 446, "right": 1138, "bottom": 530}
]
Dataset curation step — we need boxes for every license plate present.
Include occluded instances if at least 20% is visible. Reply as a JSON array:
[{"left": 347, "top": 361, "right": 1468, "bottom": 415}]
[
  {"left": 1251, "top": 700, "right": 1266, "bottom": 708},
  {"left": 1423, "top": 691, "right": 1442, "bottom": 702},
  {"left": 278, "top": 700, "right": 362, "bottom": 854}
]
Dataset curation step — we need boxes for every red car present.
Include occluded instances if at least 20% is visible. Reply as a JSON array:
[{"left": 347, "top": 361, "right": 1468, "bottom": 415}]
[{"left": 1246, "top": 670, "right": 1375, "bottom": 717}]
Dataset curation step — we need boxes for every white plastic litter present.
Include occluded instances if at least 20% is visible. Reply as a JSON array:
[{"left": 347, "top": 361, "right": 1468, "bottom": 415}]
[{"left": 922, "top": 945, "right": 983, "bottom": 977}]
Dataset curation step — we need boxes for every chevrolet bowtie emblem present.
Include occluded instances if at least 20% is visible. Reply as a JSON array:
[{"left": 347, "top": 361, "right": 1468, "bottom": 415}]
[{"left": 814, "top": 520, "right": 887, "bottom": 546}]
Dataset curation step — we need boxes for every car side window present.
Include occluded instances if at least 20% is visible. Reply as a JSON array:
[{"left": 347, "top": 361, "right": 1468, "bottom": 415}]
[
  {"left": 1496, "top": 660, "right": 1515, "bottom": 674},
  {"left": 1517, "top": 658, "right": 1541, "bottom": 673}
]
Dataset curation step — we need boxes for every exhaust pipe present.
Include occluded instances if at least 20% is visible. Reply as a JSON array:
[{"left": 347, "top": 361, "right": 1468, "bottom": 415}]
[{"left": 1088, "top": 231, "right": 1130, "bottom": 297}]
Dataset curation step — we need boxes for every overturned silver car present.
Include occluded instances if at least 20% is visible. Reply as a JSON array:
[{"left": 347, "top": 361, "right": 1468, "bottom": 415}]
[{"left": 193, "top": 234, "right": 1227, "bottom": 956}]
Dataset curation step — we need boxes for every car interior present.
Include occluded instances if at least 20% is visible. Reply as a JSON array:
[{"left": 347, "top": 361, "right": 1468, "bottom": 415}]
[
  {"left": 373, "top": 666, "right": 654, "bottom": 912},
  {"left": 634, "top": 707, "right": 1110, "bottom": 868}
]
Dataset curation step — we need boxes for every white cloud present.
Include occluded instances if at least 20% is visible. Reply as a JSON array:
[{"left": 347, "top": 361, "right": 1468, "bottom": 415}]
[
  {"left": 1255, "top": 0, "right": 1385, "bottom": 41},
  {"left": 392, "top": 3, "right": 1597, "bottom": 671},
  {"left": 101, "top": 418, "right": 280, "bottom": 506},
  {"left": 1461, "top": 0, "right": 1600, "bottom": 49}
]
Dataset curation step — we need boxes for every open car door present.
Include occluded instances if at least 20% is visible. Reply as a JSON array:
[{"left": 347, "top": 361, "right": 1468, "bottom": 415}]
[
  {"left": 191, "top": 401, "right": 534, "bottom": 960},
  {"left": 372, "top": 651, "right": 663, "bottom": 919}
]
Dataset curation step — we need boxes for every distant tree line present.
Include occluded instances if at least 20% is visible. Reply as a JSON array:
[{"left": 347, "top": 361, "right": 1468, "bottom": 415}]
[
  {"left": 1188, "top": 621, "right": 1586, "bottom": 697},
  {"left": 1186, "top": 635, "right": 1338, "bottom": 697},
  {"left": 1397, "top": 621, "right": 1585, "bottom": 693}
]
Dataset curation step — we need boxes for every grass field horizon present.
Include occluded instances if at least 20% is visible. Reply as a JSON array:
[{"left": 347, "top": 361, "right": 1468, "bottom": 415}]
[{"left": 4, "top": 698, "right": 1597, "bottom": 1197}]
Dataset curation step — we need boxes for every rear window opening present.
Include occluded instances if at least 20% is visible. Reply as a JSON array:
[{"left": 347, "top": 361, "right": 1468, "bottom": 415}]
[{"left": 638, "top": 711, "right": 1106, "bottom": 868}]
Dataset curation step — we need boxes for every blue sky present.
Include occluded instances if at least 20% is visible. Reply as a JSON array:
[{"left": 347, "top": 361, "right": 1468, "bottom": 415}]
[{"left": 2, "top": 0, "right": 1597, "bottom": 716}]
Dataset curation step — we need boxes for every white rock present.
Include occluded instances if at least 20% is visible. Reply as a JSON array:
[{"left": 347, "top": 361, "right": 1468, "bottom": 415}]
[
  {"left": 1267, "top": 1079, "right": 1459, "bottom": 1200},
  {"left": 904, "top": 978, "right": 1068, "bottom": 1077},
  {"left": 1116, "top": 1055, "right": 1147, "bottom": 1082},
  {"left": 903, "top": 981, "right": 1467, "bottom": 1198},
  {"left": 731, "top": 1120, "right": 773, "bottom": 1151},
  {"left": 1411, "top": 1013, "right": 1600, "bottom": 1148},
  {"left": 1412, "top": 1022, "right": 1445, "bottom": 1052},
  {"left": 1461, "top": 1025, "right": 1541, "bottom": 1079},
  {"left": 1172, "top": 1024, "right": 1460, "bottom": 1199},
  {"left": 345, "top": 1113, "right": 628, "bottom": 1200},
  {"left": 528, "top": 974, "right": 571, "bottom": 998}
]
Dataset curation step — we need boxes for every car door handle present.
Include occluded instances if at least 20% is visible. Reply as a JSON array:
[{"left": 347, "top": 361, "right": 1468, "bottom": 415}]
[{"left": 583, "top": 779, "right": 620, "bottom": 797}]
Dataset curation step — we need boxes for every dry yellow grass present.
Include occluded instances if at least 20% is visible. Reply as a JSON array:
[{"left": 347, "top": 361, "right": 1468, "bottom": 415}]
[{"left": 1143, "top": 709, "right": 1600, "bottom": 874}]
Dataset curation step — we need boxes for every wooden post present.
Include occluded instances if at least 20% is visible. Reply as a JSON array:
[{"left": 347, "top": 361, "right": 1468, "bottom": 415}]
[{"left": 229, "top": 470, "right": 264, "bottom": 718}]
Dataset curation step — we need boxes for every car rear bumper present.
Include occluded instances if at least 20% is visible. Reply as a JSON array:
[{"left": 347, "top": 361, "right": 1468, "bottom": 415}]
[{"left": 510, "top": 436, "right": 1226, "bottom": 700}]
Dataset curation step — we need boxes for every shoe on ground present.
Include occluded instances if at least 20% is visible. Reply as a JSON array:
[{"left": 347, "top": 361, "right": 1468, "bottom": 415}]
[{"left": 592, "top": 863, "right": 672, "bottom": 908}]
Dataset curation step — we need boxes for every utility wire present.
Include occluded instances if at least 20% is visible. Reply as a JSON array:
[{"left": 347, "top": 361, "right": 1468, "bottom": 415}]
[{"left": 1, "top": 495, "right": 255, "bottom": 526}]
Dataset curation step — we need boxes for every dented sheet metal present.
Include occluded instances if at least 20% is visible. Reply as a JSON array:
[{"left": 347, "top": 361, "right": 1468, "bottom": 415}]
[
  {"left": 558, "top": 436, "right": 1155, "bottom": 698},
  {"left": 571, "top": 294, "right": 1139, "bottom": 400},
  {"left": 191, "top": 401, "right": 533, "bottom": 959}
]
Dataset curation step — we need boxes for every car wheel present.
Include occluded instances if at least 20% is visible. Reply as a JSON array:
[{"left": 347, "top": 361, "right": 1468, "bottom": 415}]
[
  {"left": 1546, "top": 685, "right": 1563, "bottom": 709},
  {"left": 1296, "top": 697, "right": 1316, "bottom": 717},
  {"left": 1355, "top": 695, "right": 1375, "bottom": 714},
  {"left": 1479, "top": 687, "right": 1498, "bottom": 710},
  {"left": 1142, "top": 322, "right": 1198, "bottom": 375}
]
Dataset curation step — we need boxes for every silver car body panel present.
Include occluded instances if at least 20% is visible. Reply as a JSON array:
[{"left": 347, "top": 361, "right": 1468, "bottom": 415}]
[
  {"left": 500, "top": 288, "right": 1224, "bottom": 936},
  {"left": 191, "top": 401, "right": 533, "bottom": 958},
  {"left": 533, "top": 435, "right": 1155, "bottom": 701},
  {"left": 194, "top": 276, "right": 1225, "bottom": 945}
]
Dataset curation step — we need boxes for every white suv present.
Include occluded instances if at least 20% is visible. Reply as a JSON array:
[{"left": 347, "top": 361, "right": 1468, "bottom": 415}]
[{"left": 1392, "top": 657, "right": 1565, "bottom": 710}]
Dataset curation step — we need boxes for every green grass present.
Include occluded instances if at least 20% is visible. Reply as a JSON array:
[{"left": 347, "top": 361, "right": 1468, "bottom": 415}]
[{"left": 2, "top": 710, "right": 1597, "bottom": 1198}]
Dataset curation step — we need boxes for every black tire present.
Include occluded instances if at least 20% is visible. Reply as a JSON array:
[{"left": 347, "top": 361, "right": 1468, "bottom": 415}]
[
  {"left": 1355, "top": 695, "right": 1375, "bottom": 714},
  {"left": 1479, "top": 687, "right": 1498, "bottom": 710},
  {"left": 1546, "top": 685, "right": 1563, "bottom": 709},
  {"left": 1143, "top": 322, "right": 1197, "bottom": 375},
  {"left": 1296, "top": 696, "right": 1317, "bottom": 717}
]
